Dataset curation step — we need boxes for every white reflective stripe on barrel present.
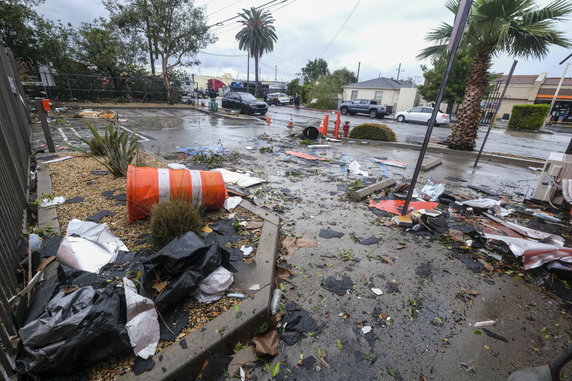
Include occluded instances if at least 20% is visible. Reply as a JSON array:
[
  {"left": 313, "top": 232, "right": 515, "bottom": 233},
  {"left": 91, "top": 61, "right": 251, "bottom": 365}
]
[
  {"left": 188, "top": 170, "right": 203, "bottom": 205},
  {"left": 157, "top": 168, "right": 171, "bottom": 202}
]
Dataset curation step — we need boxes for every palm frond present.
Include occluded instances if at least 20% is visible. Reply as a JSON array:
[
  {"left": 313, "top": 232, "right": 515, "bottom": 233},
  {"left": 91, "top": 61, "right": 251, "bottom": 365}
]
[
  {"left": 523, "top": 0, "right": 572, "bottom": 24},
  {"left": 417, "top": 44, "right": 449, "bottom": 60}
]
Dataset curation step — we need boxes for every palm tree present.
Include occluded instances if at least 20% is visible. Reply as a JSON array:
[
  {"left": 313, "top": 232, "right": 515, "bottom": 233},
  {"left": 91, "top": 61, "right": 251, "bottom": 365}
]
[
  {"left": 235, "top": 7, "right": 277, "bottom": 97},
  {"left": 419, "top": 0, "right": 572, "bottom": 151}
]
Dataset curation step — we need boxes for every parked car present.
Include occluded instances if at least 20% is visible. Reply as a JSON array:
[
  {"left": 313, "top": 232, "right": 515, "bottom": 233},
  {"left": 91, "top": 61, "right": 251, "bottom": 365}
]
[
  {"left": 221, "top": 92, "right": 268, "bottom": 115},
  {"left": 339, "top": 99, "right": 386, "bottom": 119},
  {"left": 395, "top": 107, "right": 450, "bottom": 125},
  {"left": 266, "top": 92, "right": 292, "bottom": 106}
]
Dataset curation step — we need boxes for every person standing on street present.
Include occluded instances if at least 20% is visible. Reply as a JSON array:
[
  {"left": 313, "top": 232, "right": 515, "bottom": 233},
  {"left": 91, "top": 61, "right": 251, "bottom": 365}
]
[{"left": 294, "top": 93, "right": 301, "bottom": 110}]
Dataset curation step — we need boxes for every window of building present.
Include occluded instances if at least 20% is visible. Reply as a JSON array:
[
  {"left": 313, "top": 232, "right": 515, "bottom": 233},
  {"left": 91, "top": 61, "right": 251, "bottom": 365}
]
[
  {"left": 374, "top": 91, "right": 383, "bottom": 103},
  {"left": 351, "top": 90, "right": 358, "bottom": 100}
]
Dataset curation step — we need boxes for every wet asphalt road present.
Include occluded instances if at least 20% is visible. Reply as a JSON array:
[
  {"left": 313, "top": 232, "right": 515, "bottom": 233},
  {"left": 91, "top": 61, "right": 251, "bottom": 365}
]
[{"left": 31, "top": 107, "right": 572, "bottom": 380}]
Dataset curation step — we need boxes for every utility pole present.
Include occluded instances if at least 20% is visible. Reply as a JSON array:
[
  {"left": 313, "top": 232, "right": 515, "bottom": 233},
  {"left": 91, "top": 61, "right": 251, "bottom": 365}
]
[
  {"left": 275, "top": 65, "right": 277, "bottom": 81},
  {"left": 402, "top": 0, "right": 473, "bottom": 215},
  {"left": 474, "top": 60, "right": 518, "bottom": 167},
  {"left": 357, "top": 62, "right": 361, "bottom": 82},
  {"left": 396, "top": 63, "right": 404, "bottom": 80},
  {"left": 246, "top": 52, "right": 250, "bottom": 92},
  {"left": 544, "top": 62, "right": 569, "bottom": 127}
]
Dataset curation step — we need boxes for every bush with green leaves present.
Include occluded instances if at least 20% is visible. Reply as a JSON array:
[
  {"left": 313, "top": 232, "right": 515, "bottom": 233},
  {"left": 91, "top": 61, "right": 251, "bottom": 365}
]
[
  {"left": 508, "top": 104, "right": 550, "bottom": 131},
  {"left": 77, "top": 123, "right": 137, "bottom": 176},
  {"left": 150, "top": 200, "right": 204, "bottom": 248},
  {"left": 349, "top": 123, "right": 397, "bottom": 142}
]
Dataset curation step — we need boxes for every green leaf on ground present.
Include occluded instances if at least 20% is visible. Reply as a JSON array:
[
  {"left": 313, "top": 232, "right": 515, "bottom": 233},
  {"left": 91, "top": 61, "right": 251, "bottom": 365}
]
[
  {"left": 271, "top": 362, "right": 280, "bottom": 378},
  {"left": 336, "top": 338, "right": 343, "bottom": 350}
]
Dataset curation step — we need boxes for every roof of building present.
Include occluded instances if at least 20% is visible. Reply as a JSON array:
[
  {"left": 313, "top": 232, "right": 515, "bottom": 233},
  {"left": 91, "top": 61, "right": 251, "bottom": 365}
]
[
  {"left": 543, "top": 77, "right": 572, "bottom": 86},
  {"left": 498, "top": 74, "right": 539, "bottom": 84},
  {"left": 344, "top": 77, "right": 415, "bottom": 89}
]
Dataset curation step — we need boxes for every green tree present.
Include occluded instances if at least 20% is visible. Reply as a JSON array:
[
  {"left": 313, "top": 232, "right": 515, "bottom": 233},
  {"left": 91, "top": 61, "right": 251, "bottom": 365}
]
[
  {"left": 419, "top": 0, "right": 572, "bottom": 151},
  {"left": 418, "top": 49, "right": 475, "bottom": 114},
  {"left": 235, "top": 7, "right": 277, "bottom": 97},
  {"left": 0, "top": 0, "right": 73, "bottom": 70},
  {"left": 300, "top": 58, "right": 329, "bottom": 83},
  {"left": 75, "top": 20, "right": 145, "bottom": 92},
  {"left": 308, "top": 68, "right": 357, "bottom": 109},
  {"left": 106, "top": 0, "right": 215, "bottom": 104}
]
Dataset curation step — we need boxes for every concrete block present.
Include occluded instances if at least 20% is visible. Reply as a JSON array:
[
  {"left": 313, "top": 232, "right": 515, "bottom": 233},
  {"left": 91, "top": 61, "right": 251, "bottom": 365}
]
[
  {"left": 421, "top": 157, "right": 442, "bottom": 171},
  {"left": 350, "top": 178, "right": 396, "bottom": 201}
]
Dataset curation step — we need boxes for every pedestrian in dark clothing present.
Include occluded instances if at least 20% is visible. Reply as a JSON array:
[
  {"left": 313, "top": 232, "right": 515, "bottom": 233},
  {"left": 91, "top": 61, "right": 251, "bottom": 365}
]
[{"left": 294, "top": 93, "right": 301, "bottom": 110}]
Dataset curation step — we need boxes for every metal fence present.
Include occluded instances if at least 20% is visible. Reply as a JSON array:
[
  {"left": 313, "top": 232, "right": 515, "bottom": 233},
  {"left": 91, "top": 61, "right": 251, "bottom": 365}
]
[
  {"left": 0, "top": 43, "right": 31, "bottom": 377},
  {"left": 480, "top": 79, "right": 503, "bottom": 124},
  {"left": 23, "top": 71, "right": 183, "bottom": 103}
]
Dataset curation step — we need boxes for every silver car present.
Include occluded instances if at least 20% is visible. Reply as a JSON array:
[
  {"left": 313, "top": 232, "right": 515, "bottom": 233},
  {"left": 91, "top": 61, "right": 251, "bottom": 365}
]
[{"left": 395, "top": 107, "right": 450, "bottom": 126}]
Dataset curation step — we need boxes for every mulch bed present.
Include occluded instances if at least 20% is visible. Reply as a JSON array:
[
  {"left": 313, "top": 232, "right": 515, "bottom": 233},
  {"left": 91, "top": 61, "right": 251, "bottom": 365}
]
[{"left": 43, "top": 153, "right": 263, "bottom": 380}]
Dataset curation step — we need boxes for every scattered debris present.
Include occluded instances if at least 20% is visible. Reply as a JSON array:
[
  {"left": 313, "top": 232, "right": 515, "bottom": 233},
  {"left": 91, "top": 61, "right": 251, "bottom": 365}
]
[
  {"left": 319, "top": 229, "right": 344, "bottom": 239},
  {"left": 193, "top": 267, "right": 234, "bottom": 303},
  {"left": 474, "top": 320, "right": 496, "bottom": 328},
  {"left": 348, "top": 161, "right": 368, "bottom": 177},
  {"left": 371, "top": 288, "right": 383, "bottom": 295},
  {"left": 252, "top": 330, "right": 279, "bottom": 356},
  {"left": 374, "top": 159, "right": 407, "bottom": 168},
  {"left": 282, "top": 236, "right": 317, "bottom": 260},
  {"left": 284, "top": 151, "right": 327, "bottom": 161},
  {"left": 361, "top": 326, "right": 372, "bottom": 334},
  {"left": 214, "top": 168, "right": 265, "bottom": 188},
  {"left": 321, "top": 275, "right": 353, "bottom": 296},
  {"left": 350, "top": 178, "right": 396, "bottom": 201},
  {"left": 369, "top": 200, "right": 439, "bottom": 215},
  {"left": 39, "top": 196, "right": 65, "bottom": 207}
]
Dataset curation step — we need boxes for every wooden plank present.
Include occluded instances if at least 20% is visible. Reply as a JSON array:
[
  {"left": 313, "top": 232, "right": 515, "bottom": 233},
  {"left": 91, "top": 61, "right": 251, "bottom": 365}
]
[
  {"left": 350, "top": 178, "right": 397, "bottom": 201},
  {"left": 421, "top": 157, "right": 442, "bottom": 171}
]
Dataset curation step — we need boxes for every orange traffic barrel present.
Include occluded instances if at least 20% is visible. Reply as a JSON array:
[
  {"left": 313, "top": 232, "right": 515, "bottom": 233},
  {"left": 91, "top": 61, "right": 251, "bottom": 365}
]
[{"left": 126, "top": 165, "right": 227, "bottom": 222}]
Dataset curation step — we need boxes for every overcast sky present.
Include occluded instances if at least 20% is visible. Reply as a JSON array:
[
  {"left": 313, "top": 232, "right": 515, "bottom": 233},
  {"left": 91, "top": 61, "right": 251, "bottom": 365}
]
[{"left": 37, "top": 0, "right": 572, "bottom": 83}]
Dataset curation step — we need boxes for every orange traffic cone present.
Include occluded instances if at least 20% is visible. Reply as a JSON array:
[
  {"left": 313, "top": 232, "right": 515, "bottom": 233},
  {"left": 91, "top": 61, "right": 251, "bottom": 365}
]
[
  {"left": 287, "top": 115, "right": 294, "bottom": 129},
  {"left": 318, "top": 118, "right": 324, "bottom": 134},
  {"left": 323, "top": 114, "right": 329, "bottom": 136},
  {"left": 266, "top": 114, "right": 271, "bottom": 126}
]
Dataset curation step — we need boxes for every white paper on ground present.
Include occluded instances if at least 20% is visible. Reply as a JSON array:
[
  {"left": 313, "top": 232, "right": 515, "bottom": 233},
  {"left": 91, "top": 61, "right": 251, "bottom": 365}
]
[
  {"left": 193, "top": 267, "right": 234, "bottom": 303},
  {"left": 348, "top": 161, "right": 368, "bottom": 177},
  {"left": 123, "top": 277, "right": 160, "bottom": 359},
  {"left": 56, "top": 219, "right": 128, "bottom": 273},
  {"left": 224, "top": 196, "right": 243, "bottom": 211},
  {"left": 39, "top": 196, "right": 66, "bottom": 207},
  {"left": 361, "top": 326, "right": 372, "bottom": 334},
  {"left": 214, "top": 168, "right": 265, "bottom": 188},
  {"left": 240, "top": 246, "right": 254, "bottom": 256}
]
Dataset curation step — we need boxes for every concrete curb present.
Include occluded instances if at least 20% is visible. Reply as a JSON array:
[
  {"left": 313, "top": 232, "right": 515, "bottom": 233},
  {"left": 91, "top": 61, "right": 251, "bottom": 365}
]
[
  {"left": 36, "top": 156, "right": 61, "bottom": 235},
  {"left": 342, "top": 138, "right": 545, "bottom": 167},
  {"left": 120, "top": 199, "right": 280, "bottom": 380}
]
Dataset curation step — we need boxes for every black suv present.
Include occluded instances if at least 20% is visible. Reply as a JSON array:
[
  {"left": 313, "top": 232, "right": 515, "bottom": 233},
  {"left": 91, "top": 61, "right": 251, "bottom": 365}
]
[{"left": 221, "top": 92, "right": 268, "bottom": 115}]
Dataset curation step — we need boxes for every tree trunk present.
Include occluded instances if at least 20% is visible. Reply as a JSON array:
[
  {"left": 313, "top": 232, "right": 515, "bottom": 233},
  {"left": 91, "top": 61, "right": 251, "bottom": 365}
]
[
  {"left": 162, "top": 59, "right": 173, "bottom": 104},
  {"left": 148, "top": 36, "right": 155, "bottom": 75},
  {"left": 254, "top": 56, "right": 259, "bottom": 98},
  {"left": 447, "top": 49, "right": 491, "bottom": 151},
  {"left": 446, "top": 102, "right": 454, "bottom": 115}
]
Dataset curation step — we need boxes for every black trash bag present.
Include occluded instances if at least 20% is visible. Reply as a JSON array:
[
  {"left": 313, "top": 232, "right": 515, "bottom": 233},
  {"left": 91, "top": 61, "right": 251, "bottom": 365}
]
[
  {"left": 16, "top": 285, "right": 132, "bottom": 375},
  {"left": 147, "top": 233, "right": 224, "bottom": 311}
]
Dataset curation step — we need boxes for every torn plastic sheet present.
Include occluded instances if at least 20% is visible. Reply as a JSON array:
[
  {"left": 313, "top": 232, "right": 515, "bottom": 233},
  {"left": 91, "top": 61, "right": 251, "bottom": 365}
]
[
  {"left": 56, "top": 220, "right": 128, "bottom": 273},
  {"left": 214, "top": 168, "right": 265, "bottom": 188},
  {"left": 413, "top": 179, "right": 445, "bottom": 201},
  {"left": 16, "top": 286, "right": 131, "bottom": 375},
  {"left": 193, "top": 267, "right": 234, "bottom": 303},
  {"left": 484, "top": 234, "right": 572, "bottom": 270},
  {"left": 177, "top": 145, "right": 229, "bottom": 156},
  {"left": 39, "top": 196, "right": 65, "bottom": 207},
  {"left": 374, "top": 159, "right": 407, "bottom": 168},
  {"left": 461, "top": 199, "right": 502, "bottom": 209},
  {"left": 483, "top": 213, "right": 564, "bottom": 246},
  {"left": 348, "top": 161, "right": 368, "bottom": 177},
  {"left": 369, "top": 199, "right": 439, "bottom": 215},
  {"left": 123, "top": 277, "right": 159, "bottom": 359}
]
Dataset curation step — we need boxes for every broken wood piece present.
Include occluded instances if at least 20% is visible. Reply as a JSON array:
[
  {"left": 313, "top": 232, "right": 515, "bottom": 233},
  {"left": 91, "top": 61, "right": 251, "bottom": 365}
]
[
  {"left": 474, "top": 320, "right": 496, "bottom": 328},
  {"left": 350, "top": 178, "right": 396, "bottom": 201},
  {"left": 421, "top": 157, "right": 442, "bottom": 171}
]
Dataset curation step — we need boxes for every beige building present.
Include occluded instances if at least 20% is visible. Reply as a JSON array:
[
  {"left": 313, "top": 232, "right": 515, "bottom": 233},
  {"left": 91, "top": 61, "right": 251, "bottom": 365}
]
[
  {"left": 342, "top": 77, "right": 416, "bottom": 112},
  {"left": 493, "top": 73, "right": 572, "bottom": 122}
]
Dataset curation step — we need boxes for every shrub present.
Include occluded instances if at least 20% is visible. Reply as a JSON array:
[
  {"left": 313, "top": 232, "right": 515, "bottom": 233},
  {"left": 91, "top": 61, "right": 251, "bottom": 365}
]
[
  {"left": 508, "top": 104, "right": 550, "bottom": 131},
  {"left": 150, "top": 200, "right": 204, "bottom": 248},
  {"left": 349, "top": 123, "right": 397, "bottom": 142},
  {"left": 78, "top": 123, "right": 137, "bottom": 176}
]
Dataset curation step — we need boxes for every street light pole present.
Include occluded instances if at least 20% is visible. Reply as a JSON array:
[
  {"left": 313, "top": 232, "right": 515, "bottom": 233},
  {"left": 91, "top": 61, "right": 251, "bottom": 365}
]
[
  {"left": 401, "top": 0, "right": 473, "bottom": 215},
  {"left": 544, "top": 63, "right": 569, "bottom": 127},
  {"left": 474, "top": 60, "right": 518, "bottom": 167}
]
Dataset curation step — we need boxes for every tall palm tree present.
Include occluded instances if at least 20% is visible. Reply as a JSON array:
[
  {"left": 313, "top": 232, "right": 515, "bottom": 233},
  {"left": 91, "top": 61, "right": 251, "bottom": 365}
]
[
  {"left": 419, "top": 0, "right": 572, "bottom": 151},
  {"left": 235, "top": 7, "right": 277, "bottom": 97}
]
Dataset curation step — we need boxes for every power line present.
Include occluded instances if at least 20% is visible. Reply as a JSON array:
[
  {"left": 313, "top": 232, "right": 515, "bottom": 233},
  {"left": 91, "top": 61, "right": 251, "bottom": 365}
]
[
  {"left": 319, "top": 0, "right": 362, "bottom": 59},
  {"left": 207, "top": 0, "right": 285, "bottom": 27},
  {"left": 207, "top": 0, "right": 245, "bottom": 17},
  {"left": 199, "top": 51, "right": 247, "bottom": 57}
]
